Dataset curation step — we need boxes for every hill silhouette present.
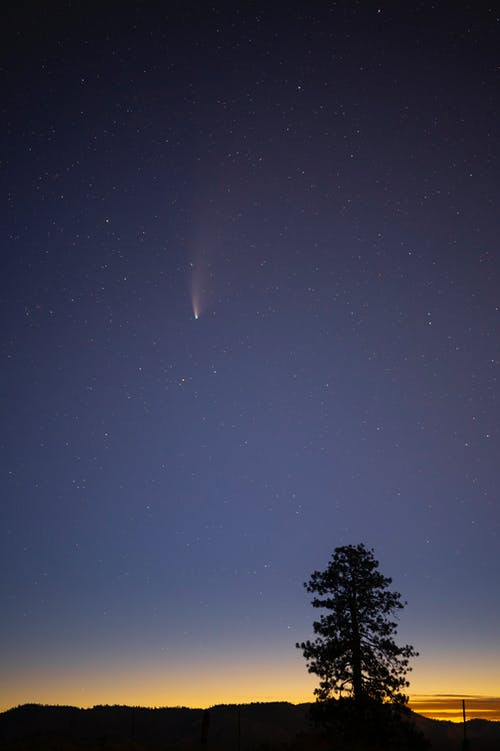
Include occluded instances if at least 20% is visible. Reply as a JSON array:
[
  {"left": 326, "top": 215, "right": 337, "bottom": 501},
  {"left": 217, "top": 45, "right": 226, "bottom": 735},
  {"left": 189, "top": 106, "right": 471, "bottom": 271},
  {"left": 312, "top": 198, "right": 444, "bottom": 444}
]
[{"left": 1, "top": 702, "right": 500, "bottom": 750}]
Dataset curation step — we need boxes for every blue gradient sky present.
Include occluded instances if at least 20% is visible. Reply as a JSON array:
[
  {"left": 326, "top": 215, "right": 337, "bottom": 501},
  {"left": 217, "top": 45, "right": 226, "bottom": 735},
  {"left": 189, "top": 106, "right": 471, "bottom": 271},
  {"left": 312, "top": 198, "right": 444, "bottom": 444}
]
[{"left": 1, "top": 2, "right": 498, "bottom": 716}]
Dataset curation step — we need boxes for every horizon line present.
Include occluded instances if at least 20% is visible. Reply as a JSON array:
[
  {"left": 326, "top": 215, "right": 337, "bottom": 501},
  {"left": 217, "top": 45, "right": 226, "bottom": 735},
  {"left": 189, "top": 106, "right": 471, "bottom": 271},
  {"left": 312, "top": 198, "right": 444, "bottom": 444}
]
[{"left": 3, "top": 694, "right": 500, "bottom": 710}]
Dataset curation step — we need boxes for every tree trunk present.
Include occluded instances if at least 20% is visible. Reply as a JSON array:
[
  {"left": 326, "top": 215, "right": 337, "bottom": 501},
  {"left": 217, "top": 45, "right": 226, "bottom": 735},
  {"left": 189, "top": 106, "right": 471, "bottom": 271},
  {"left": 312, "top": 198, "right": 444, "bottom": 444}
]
[
  {"left": 349, "top": 589, "right": 363, "bottom": 702},
  {"left": 351, "top": 616, "right": 363, "bottom": 701}
]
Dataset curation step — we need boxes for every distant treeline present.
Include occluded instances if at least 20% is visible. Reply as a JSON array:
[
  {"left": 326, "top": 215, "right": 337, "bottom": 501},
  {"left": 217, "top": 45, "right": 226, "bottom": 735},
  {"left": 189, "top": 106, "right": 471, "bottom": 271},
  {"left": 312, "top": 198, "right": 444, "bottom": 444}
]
[{"left": 1, "top": 701, "right": 499, "bottom": 750}]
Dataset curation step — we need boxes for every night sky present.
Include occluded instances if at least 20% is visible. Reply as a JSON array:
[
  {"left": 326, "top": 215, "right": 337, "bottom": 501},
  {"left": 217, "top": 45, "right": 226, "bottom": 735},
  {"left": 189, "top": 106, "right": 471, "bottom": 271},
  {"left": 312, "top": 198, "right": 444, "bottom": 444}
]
[{"left": 1, "top": 2, "right": 499, "bottom": 717}]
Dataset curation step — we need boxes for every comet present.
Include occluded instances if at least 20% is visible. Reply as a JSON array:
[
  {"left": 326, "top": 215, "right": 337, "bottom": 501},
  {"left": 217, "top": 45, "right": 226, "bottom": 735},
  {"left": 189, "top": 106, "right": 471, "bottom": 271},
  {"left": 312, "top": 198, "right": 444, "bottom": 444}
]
[
  {"left": 190, "top": 247, "right": 213, "bottom": 320},
  {"left": 192, "top": 294, "right": 201, "bottom": 320},
  {"left": 190, "top": 259, "right": 205, "bottom": 320}
]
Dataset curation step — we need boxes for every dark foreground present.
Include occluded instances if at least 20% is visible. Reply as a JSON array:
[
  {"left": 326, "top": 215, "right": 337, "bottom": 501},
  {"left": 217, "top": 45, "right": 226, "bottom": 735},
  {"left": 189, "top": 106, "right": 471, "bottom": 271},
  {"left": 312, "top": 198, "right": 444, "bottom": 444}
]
[{"left": 1, "top": 702, "right": 499, "bottom": 750}]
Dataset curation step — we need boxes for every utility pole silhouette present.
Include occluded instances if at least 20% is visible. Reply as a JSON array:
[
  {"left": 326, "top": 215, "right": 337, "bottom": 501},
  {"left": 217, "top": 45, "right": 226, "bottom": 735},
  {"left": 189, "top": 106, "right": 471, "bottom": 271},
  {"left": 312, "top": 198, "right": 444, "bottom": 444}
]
[{"left": 462, "top": 699, "right": 470, "bottom": 750}]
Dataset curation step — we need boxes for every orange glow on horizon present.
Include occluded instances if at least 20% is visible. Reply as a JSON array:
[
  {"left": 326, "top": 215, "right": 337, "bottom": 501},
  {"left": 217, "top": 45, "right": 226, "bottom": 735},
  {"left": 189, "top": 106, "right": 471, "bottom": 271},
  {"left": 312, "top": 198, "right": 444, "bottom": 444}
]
[
  {"left": 3, "top": 690, "right": 500, "bottom": 722},
  {"left": 409, "top": 695, "right": 500, "bottom": 722},
  {"left": 0, "top": 658, "right": 318, "bottom": 713},
  {"left": 2, "top": 653, "right": 499, "bottom": 720},
  {"left": 3, "top": 673, "right": 500, "bottom": 721}
]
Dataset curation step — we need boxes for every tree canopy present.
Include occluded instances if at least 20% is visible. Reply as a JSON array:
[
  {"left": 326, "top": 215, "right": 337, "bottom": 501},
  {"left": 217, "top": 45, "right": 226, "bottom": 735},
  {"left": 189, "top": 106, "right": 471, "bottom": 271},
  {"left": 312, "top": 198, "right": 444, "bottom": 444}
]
[{"left": 297, "top": 543, "right": 417, "bottom": 705}]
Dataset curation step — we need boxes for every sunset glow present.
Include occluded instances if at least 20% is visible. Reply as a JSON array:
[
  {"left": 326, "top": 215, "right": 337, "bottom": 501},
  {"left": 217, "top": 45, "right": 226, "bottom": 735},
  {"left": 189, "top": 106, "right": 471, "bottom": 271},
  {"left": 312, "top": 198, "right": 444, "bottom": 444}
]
[
  {"left": 2, "top": 652, "right": 499, "bottom": 721},
  {"left": 409, "top": 696, "right": 500, "bottom": 722}
]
